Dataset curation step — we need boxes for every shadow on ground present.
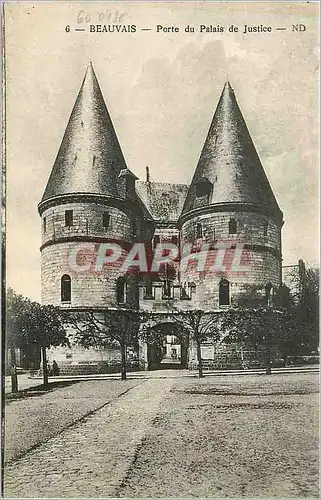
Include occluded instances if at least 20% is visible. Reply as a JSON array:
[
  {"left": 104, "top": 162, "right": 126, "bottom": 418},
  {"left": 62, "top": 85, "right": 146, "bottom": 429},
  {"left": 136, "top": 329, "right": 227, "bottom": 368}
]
[{"left": 5, "top": 381, "right": 79, "bottom": 402}]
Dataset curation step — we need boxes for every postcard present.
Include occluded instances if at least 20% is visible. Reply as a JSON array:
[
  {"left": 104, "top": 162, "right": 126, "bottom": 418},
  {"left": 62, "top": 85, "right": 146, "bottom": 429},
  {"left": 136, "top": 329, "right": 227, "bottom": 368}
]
[{"left": 2, "top": 2, "right": 319, "bottom": 499}]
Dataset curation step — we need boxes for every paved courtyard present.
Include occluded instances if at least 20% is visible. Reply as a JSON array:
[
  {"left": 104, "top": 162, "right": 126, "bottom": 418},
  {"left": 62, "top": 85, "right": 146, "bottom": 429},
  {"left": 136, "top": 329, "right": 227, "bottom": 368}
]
[{"left": 4, "top": 371, "right": 319, "bottom": 498}]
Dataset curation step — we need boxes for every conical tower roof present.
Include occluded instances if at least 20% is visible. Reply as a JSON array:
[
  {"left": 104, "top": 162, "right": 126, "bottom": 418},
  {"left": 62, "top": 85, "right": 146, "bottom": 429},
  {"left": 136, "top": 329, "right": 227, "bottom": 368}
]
[
  {"left": 41, "top": 63, "right": 127, "bottom": 202},
  {"left": 182, "top": 82, "right": 282, "bottom": 220}
]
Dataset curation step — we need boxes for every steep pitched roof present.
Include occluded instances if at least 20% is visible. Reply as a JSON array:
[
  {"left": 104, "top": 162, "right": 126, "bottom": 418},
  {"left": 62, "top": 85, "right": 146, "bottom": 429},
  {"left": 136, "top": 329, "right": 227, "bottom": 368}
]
[
  {"left": 182, "top": 82, "right": 282, "bottom": 219},
  {"left": 136, "top": 181, "right": 189, "bottom": 223},
  {"left": 41, "top": 63, "right": 127, "bottom": 202}
]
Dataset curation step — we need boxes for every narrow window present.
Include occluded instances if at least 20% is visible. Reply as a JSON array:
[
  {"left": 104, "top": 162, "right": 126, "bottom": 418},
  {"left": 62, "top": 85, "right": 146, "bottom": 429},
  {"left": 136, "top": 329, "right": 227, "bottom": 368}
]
[
  {"left": 172, "top": 235, "right": 178, "bottom": 245},
  {"left": 229, "top": 218, "right": 237, "bottom": 234},
  {"left": 219, "top": 279, "right": 230, "bottom": 306},
  {"left": 263, "top": 221, "right": 268, "bottom": 236},
  {"left": 153, "top": 235, "right": 160, "bottom": 249},
  {"left": 132, "top": 220, "right": 137, "bottom": 237},
  {"left": 265, "top": 282, "right": 273, "bottom": 305},
  {"left": 43, "top": 217, "right": 47, "bottom": 233},
  {"left": 65, "top": 210, "right": 73, "bottom": 227},
  {"left": 163, "top": 280, "right": 172, "bottom": 298},
  {"left": 103, "top": 212, "right": 110, "bottom": 229},
  {"left": 61, "top": 275, "right": 71, "bottom": 302},
  {"left": 116, "top": 277, "right": 126, "bottom": 304},
  {"left": 196, "top": 223, "right": 203, "bottom": 239}
]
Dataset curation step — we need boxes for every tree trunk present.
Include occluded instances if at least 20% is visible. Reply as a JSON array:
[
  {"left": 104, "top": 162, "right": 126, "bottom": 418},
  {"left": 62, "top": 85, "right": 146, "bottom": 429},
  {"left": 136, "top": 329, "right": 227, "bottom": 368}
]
[
  {"left": 196, "top": 338, "right": 204, "bottom": 378},
  {"left": 120, "top": 342, "right": 127, "bottom": 380},
  {"left": 10, "top": 347, "right": 18, "bottom": 393},
  {"left": 41, "top": 346, "right": 49, "bottom": 387},
  {"left": 265, "top": 346, "right": 272, "bottom": 375}
]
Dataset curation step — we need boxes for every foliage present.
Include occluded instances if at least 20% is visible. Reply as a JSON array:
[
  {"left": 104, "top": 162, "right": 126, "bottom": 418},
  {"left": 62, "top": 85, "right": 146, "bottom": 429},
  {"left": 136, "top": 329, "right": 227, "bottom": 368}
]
[
  {"left": 220, "top": 306, "right": 286, "bottom": 348},
  {"left": 220, "top": 266, "right": 319, "bottom": 360},
  {"left": 6, "top": 288, "right": 69, "bottom": 351},
  {"left": 172, "top": 309, "right": 220, "bottom": 344},
  {"left": 6, "top": 288, "right": 31, "bottom": 350},
  {"left": 64, "top": 309, "right": 141, "bottom": 348},
  {"left": 171, "top": 309, "right": 220, "bottom": 378},
  {"left": 296, "top": 266, "right": 319, "bottom": 353},
  {"left": 63, "top": 308, "right": 142, "bottom": 380}
]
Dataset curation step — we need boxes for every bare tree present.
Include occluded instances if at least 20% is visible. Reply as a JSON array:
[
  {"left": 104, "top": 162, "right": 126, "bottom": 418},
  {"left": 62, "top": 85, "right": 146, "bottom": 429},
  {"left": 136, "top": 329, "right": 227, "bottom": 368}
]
[
  {"left": 171, "top": 310, "right": 220, "bottom": 378},
  {"left": 64, "top": 309, "right": 141, "bottom": 380}
]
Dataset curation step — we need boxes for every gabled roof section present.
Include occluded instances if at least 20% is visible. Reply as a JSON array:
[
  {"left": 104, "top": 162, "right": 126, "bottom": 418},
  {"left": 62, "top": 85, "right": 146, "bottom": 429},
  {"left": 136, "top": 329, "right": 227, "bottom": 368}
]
[
  {"left": 182, "top": 82, "right": 282, "bottom": 219},
  {"left": 41, "top": 62, "right": 127, "bottom": 202},
  {"left": 136, "top": 181, "right": 189, "bottom": 223}
]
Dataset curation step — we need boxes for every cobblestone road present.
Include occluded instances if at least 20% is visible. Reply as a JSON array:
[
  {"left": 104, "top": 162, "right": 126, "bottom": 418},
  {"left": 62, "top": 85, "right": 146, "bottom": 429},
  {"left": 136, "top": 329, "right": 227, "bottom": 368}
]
[
  {"left": 4, "top": 372, "right": 319, "bottom": 498},
  {"left": 4, "top": 378, "right": 175, "bottom": 498},
  {"left": 5, "top": 379, "right": 141, "bottom": 463}
]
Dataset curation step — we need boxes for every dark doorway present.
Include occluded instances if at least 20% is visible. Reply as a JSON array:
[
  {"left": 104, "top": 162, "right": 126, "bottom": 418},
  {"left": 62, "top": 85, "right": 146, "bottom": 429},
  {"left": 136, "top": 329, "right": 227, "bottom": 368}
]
[{"left": 146, "top": 322, "right": 189, "bottom": 370}]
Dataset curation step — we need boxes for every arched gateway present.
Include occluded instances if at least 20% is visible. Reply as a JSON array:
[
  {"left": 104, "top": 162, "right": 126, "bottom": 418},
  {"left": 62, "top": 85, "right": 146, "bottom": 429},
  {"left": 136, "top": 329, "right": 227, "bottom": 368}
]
[
  {"left": 39, "top": 64, "right": 283, "bottom": 374},
  {"left": 140, "top": 318, "right": 189, "bottom": 370}
]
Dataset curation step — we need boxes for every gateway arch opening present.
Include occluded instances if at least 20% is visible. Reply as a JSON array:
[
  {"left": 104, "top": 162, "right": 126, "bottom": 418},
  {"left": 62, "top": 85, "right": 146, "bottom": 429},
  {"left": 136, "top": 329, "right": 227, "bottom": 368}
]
[{"left": 146, "top": 322, "right": 189, "bottom": 370}]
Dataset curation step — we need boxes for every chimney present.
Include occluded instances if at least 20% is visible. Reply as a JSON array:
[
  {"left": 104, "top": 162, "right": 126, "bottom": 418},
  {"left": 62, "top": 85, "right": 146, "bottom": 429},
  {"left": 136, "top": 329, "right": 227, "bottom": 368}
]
[{"left": 146, "top": 166, "right": 150, "bottom": 183}]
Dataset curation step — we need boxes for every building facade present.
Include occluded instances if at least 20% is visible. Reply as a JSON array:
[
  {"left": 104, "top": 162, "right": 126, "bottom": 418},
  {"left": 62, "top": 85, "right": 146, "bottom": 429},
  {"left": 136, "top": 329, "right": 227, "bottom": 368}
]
[{"left": 38, "top": 63, "right": 284, "bottom": 372}]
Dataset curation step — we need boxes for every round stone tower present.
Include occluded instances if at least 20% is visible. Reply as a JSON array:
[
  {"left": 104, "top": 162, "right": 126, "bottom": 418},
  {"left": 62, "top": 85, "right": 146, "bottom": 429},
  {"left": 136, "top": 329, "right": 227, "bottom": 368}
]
[
  {"left": 38, "top": 63, "right": 145, "bottom": 311},
  {"left": 178, "top": 82, "right": 283, "bottom": 309}
]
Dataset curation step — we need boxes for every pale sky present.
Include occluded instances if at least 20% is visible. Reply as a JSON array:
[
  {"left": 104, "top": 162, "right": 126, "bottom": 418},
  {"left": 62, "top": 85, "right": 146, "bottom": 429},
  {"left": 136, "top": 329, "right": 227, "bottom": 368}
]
[{"left": 4, "top": 1, "right": 319, "bottom": 301}]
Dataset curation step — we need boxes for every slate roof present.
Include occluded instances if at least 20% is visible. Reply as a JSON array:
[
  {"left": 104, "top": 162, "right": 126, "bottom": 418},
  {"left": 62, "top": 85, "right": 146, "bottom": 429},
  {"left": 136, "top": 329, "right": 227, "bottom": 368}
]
[
  {"left": 182, "top": 82, "right": 282, "bottom": 219},
  {"left": 136, "top": 181, "right": 189, "bottom": 223},
  {"left": 41, "top": 63, "right": 127, "bottom": 202}
]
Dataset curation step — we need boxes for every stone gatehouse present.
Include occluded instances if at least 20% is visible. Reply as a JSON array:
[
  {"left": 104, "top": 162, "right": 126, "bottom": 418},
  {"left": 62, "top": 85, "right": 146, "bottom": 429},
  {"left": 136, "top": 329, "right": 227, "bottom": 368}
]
[{"left": 38, "top": 63, "right": 284, "bottom": 372}]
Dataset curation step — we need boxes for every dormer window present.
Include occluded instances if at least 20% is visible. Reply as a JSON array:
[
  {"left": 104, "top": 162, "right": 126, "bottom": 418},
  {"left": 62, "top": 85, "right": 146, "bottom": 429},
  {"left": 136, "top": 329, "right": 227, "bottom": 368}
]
[
  {"left": 195, "top": 177, "right": 212, "bottom": 198},
  {"left": 229, "top": 218, "right": 237, "bottom": 234},
  {"left": 118, "top": 169, "right": 138, "bottom": 198},
  {"left": 103, "top": 212, "right": 110, "bottom": 229},
  {"left": 65, "top": 210, "right": 73, "bottom": 227}
]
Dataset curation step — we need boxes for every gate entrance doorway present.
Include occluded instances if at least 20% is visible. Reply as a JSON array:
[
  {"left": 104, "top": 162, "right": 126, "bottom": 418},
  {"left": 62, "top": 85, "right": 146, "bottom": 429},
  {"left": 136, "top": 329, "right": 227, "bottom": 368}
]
[{"left": 146, "top": 322, "right": 188, "bottom": 370}]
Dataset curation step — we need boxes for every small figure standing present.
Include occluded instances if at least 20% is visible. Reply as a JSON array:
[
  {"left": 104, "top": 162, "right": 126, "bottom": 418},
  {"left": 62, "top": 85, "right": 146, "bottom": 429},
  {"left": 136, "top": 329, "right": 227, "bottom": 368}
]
[
  {"left": 11, "top": 363, "right": 18, "bottom": 393},
  {"left": 52, "top": 360, "right": 60, "bottom": 376}
]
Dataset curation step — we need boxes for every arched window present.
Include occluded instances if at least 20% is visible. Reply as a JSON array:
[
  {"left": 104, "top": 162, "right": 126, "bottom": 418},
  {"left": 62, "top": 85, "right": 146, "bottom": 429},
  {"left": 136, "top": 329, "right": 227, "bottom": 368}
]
[
  {"left": 219, "top": 278, "right": 230, "bottom": 306},
  {"left": 196, "top": 223, "right": 203, "bottom": 239},
  {"left": 229, "top": 218, "right": 237, "bottom": 234},
  {"left": 265, "top": 282, "right": 273, "bottom": 306},
  {"left": 61, "top": 275, "right": 71, "bottom": 302},
  {"left": 116, "top": 277, "right": 126, "bottom": 304}
]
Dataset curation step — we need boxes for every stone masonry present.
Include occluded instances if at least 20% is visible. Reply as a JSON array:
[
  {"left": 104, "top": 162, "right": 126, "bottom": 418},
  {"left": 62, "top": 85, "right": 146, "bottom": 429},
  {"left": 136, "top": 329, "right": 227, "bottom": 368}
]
[{"left": 38, "top": 63, "right": 284, "bottom": 371}]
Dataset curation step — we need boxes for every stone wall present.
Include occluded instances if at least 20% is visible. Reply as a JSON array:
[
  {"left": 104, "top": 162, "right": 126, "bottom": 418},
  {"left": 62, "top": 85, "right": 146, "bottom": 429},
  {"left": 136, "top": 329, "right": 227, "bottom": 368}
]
[
  {"left": 41, "top": 201, "right": 137, "bottom": 245},
  {"left": 181, "top": 210, "right": 281, "bottom": 251},
  {"left": 41, "top": 200, "right": 140, "bottom": 308},
  {"left": 180, "top": 210, "right": 282, "bottom": 309}
]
